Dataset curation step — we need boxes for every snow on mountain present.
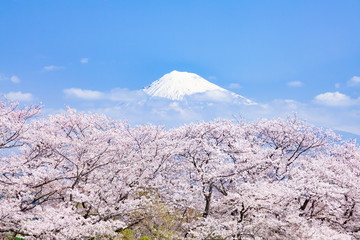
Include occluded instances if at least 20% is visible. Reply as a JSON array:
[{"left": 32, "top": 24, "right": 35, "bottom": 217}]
[{"left": 143, "top": 70, "right": 256, "bottom": 104}]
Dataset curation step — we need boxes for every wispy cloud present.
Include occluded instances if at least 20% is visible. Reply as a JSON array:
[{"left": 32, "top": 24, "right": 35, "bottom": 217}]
[
  {"left": 228, "top": 83, "right": 242, "bottom": 89},
  {"left": 0, "top": 74, "right": 21, "bottom": 83},
  {"left": 4, "top": 91, "right": 33, "bottom": 102},
  {"left": 256, "top": 99, "right": 360, "bottom": 135},
  {"left": 64, "top": 88, "right": 104, "bottom": 100},
  {"left": 10, "top": 75, "right": 21, "bottom": 83},
  {"left": 287, "top": 81, "right": 303, "bottom": 87},
  {"left": 347, "top": 76, "right": 360, "bottom": 87},
  {"left": 80, "top": 58, "right": 89, "bottom": 64},
  {"left": 79, "top": 95, "right": 360, "bottom": 135},
  {"left": 43, "top": 65, "right": 64, "bottom": 71},
  {"left": 313, "top": 91, "right": 358, "bottom": 107},
  {"left": 64, "top": 87, "right": 148, "bottom": 102},
  {"left": 60, "top": 87, "right": 360, "bottom": 136},
  {"left": 107, "top": 88, "right": 147, "bottom": 102}
]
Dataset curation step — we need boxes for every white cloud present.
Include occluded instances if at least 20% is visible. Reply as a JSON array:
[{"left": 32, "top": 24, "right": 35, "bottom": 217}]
[
  {"left": 189, "top": 90, "right": 232, "bottom": 102},
  {"left": 347, "top": 76, "right": 360, "bottom": 87},
  {"left": 287, "top": 81, "right": 303, "bottom": 87},
  {"left": 64, "top": 88, "right": 104, "bottom": 100},
  {"left": 228, "top": 83, "right": 242, "bottom": 89},
  {"left": 4, "top": 91, "right": 33, "bottom": 102},
  {"left": 59, "top": 87, "right": 360, "bottom": 136},
  {"left": 80, "top": 58, "right": 89, "bottom": 64},
  {"left": 0, "top": 74, "right": 21, "bottom": 83},
  {"left": 10, "top": 75, "right": 21, "bottom": 83},
  {"left": 64, "top": 88, "right": 147, "bottom": 102},
  {"left": 314, "top": 92, "right": 357, "bottom": 107},
  {"left": 107, "top": 88, "right": 147, "bottom": 102},
  {"left": 43, "top": 65, "right": 64, "bottom": 71},
  {"left": 258, "top": 99, "right": 360, "bottom": 135}
]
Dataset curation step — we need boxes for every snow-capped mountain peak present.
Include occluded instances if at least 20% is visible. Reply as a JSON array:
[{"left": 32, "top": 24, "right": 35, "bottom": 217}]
[
  {"left": 143, "top": 70, "right": 224, "bottom": 100},
  {"left": 143, "top": 70, "right": 256, "bottom": 105}
]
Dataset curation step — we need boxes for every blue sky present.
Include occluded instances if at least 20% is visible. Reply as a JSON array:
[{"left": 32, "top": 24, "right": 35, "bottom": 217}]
[{"left": 1, "top": 1, "right": 360, "bottom": 134}]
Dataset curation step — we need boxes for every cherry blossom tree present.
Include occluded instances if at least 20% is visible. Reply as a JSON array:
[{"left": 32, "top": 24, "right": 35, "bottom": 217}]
[
  {"left": 0, "top": 106, "right": 173, "bottom": 239},
  {"left": 159, "top": 118, "right": 357, "bottom": 239},
  {"left": 0, "top": 98, "right": 40, "bottom": 150},
  {"left": 0, "top": 99, "right": 40, "bottom": 237},
  {"left": 1, "top": 99, "right": 359, "bottom": 239}
]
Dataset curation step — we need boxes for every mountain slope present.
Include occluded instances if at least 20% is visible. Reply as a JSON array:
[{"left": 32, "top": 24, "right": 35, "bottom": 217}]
[{"left": 143, "top": 70, "right": 255, "bottom": 104}]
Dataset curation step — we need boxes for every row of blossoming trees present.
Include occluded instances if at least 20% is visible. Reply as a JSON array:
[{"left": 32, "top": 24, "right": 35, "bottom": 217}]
[{"left": 0, "top": 98, "right": 359, "bottom": 240}]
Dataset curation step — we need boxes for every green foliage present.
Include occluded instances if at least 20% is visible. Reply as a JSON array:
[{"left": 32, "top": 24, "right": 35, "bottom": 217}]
[
  {"left": 139, "top": 237, "right": 152, "bottom": 240},
  {"left": 125, "top": 201, "right": 201, "bottom": 240},
  {"left": 119, "top": 229, "right": 135, "bottom": 240},
  {"left": 1, "top": 232, "right": 25, "bottom": 240}
]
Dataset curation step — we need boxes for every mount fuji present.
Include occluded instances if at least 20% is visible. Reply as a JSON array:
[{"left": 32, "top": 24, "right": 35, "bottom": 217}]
[{"left": 143, "top": 70, "right": 255, "bottom": 105}]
